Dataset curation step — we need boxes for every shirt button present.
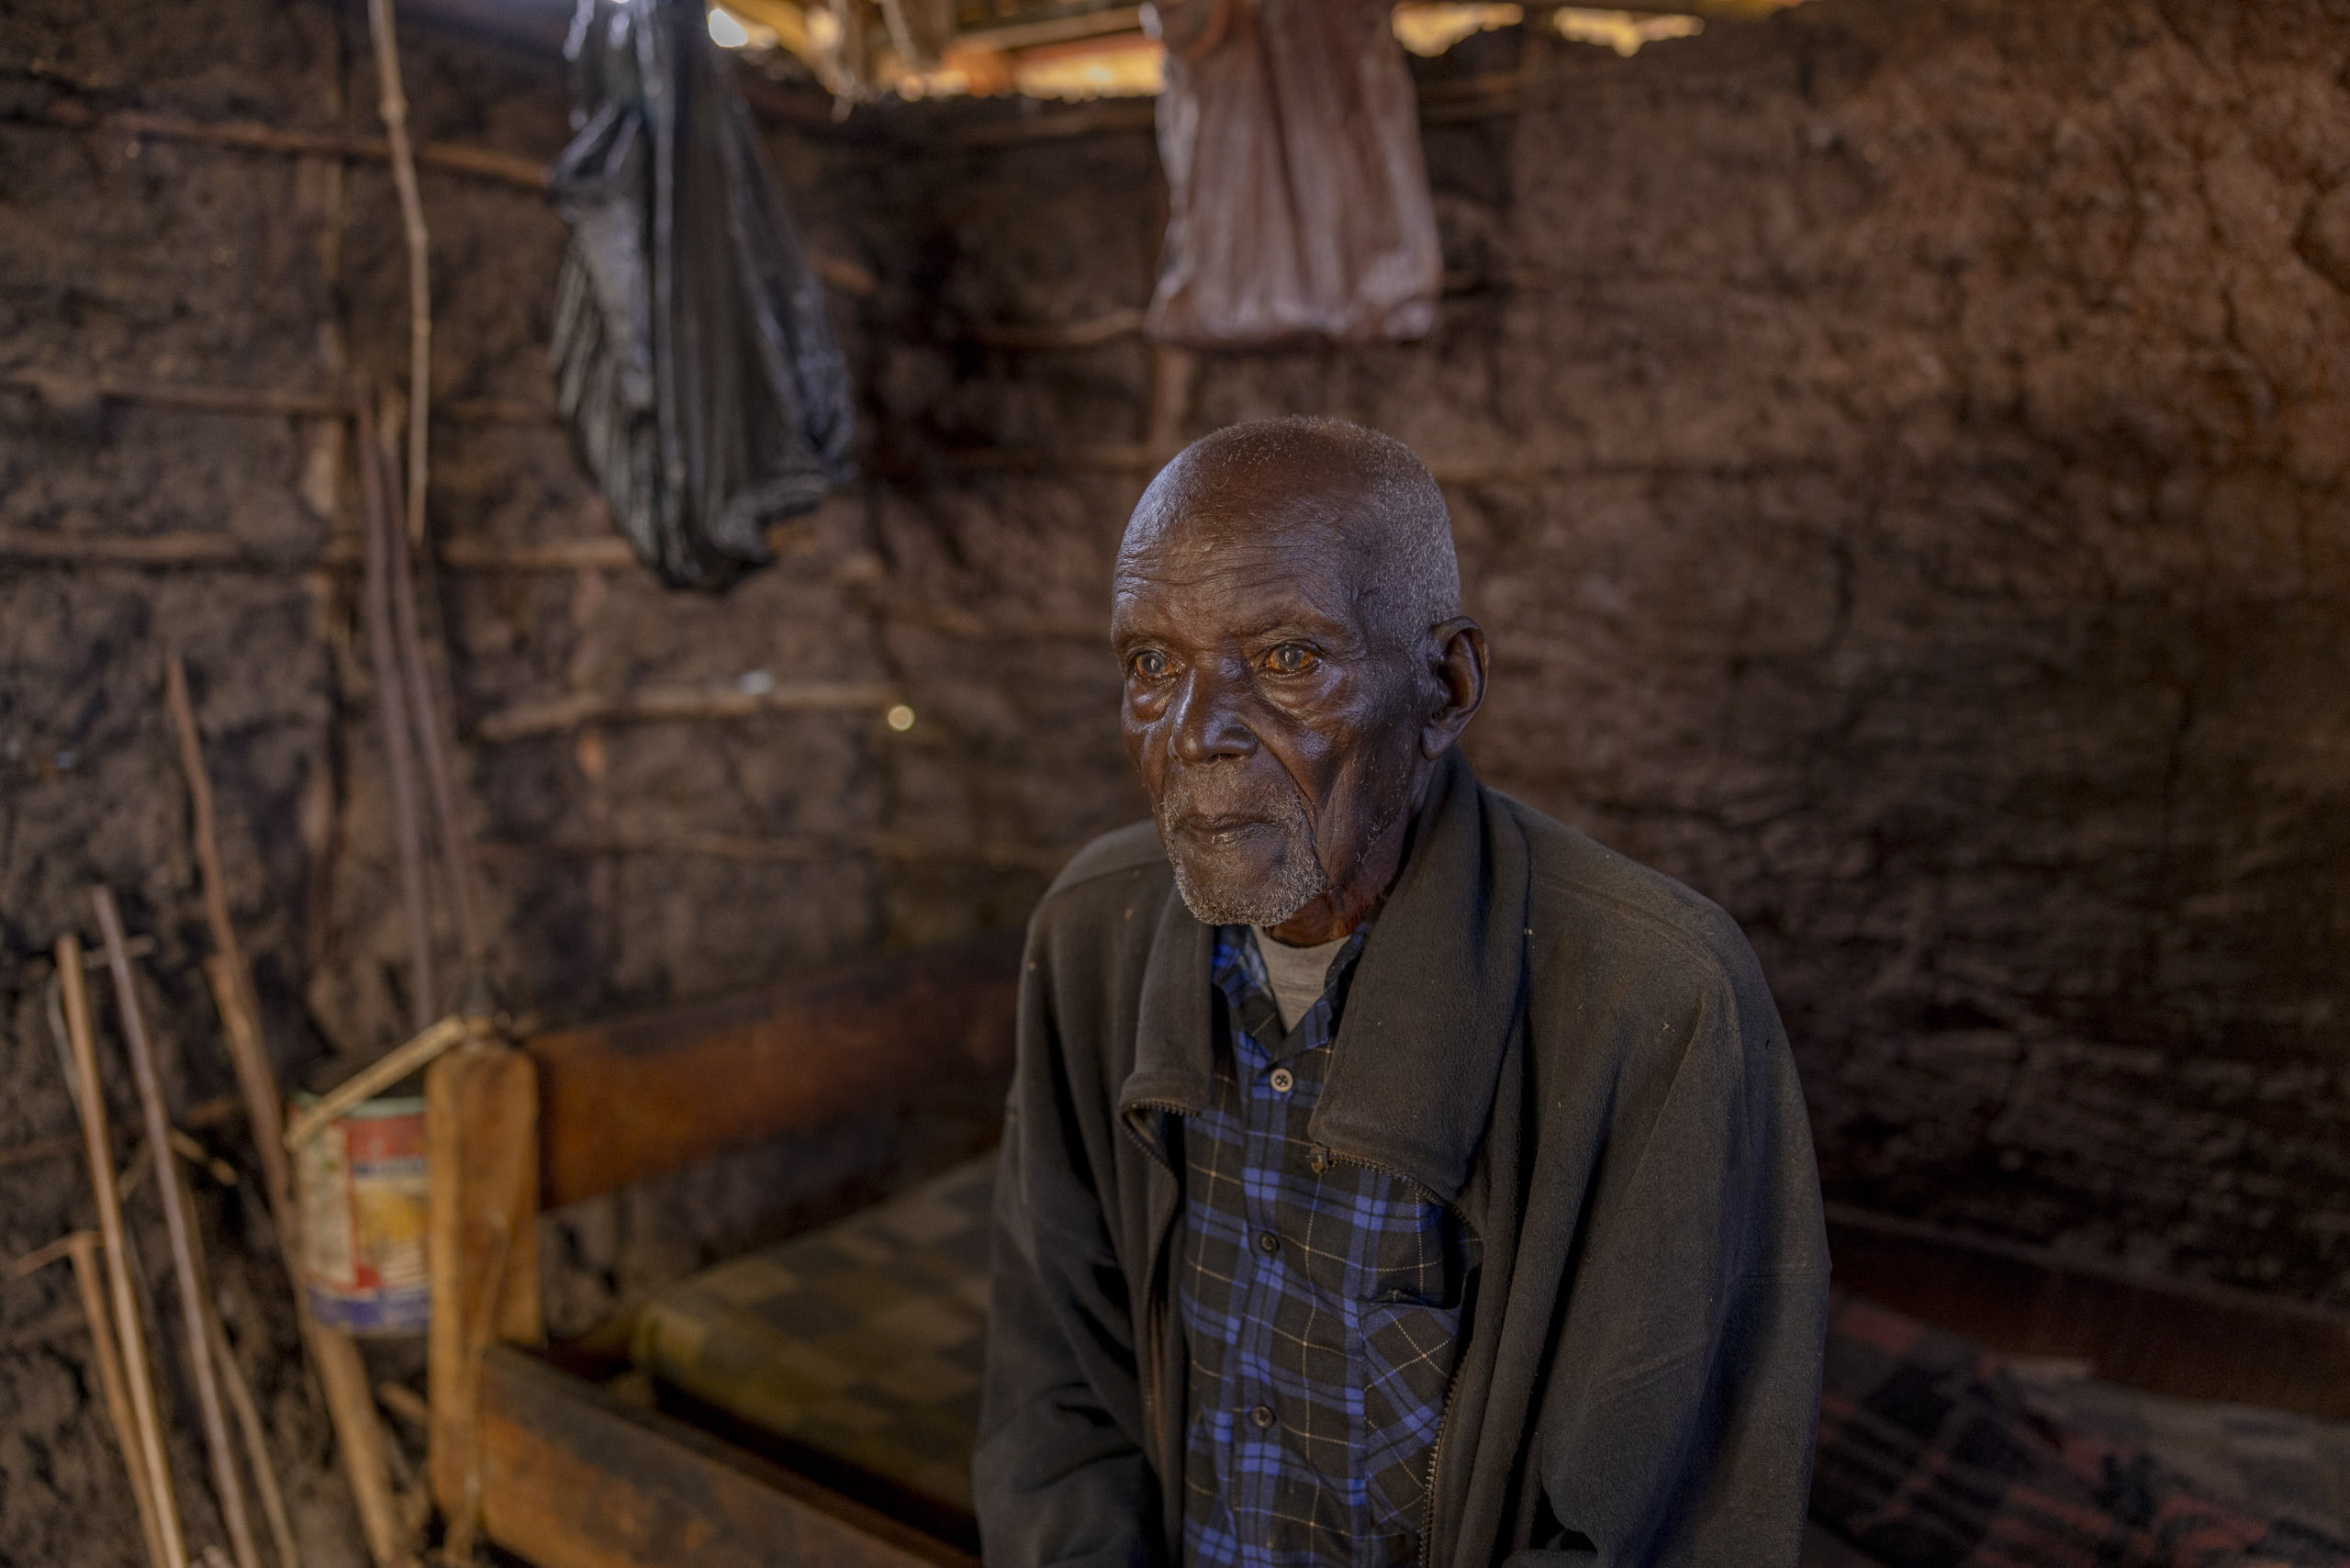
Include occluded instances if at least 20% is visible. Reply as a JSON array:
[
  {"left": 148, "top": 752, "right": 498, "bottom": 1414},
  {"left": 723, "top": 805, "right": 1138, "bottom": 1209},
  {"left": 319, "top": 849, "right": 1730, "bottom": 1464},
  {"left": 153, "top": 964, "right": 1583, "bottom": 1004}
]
[
  {"left": 1249, "top": 1404, "right": 1276, "bottom": 1430},
  {"left": 1269, "top": 1067, "right": 1295, "bottom": 1093},
  {"left": 1257, "top": 1230, "right": 1280, "bottom": 1255}
]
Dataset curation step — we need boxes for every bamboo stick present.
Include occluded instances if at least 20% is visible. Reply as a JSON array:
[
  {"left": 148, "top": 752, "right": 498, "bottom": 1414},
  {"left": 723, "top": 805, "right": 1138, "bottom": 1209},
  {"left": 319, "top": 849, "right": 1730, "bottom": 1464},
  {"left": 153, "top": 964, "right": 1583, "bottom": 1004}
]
[
  {"left": 431, "top": 536, "right": 635, "bottom": 570},
  {"left": 28, "top": 100, "right": 548, "bottom": 189},
  {"left": 8, "top": 1233, "right": 84, "bottom": 1279},
  {"left": 358, "top": 397, "right": 441, "bottom": 1029},
  {"left": 2, "top": 1306, "right": 95, "bottom": 1350},
  {"left": 67, "top": 1233, "right": 174, "bottom": 1568},
  {"left": 19, "top": 103, "right": 875, "bottom": 292},
  {"left": 54, "top": 935, "right": 188, "bottom": 1568},
  {"left": 0, "top": 1133, "right": 82, "bottom": 1171},
  {"left": 177, "top": 749, "right": 411, "bottom": 1566},
  {"left": 0, "top": 370, "right": 554, "bottom": 425},
  {"left": 202, "top": 958, "right": 408, "bottom": 1568},
  {"left": 164, "top": 656, "right": 246, "bottom": 1012},
  {"left": 373, "top": 1383, "right": 430, "bottom": 1434},
  {"left": 473, "top": 678, "right": 899, "bottom": 743},
  {"left": 0, "top": 372, "right": 348, "bottom": 419},
  {"left": 374, "top": 446, "right": 483, "bottom": 967},
  {"left": 364, "top": 0, "right": 433, "bottom": 554},
  {"left": 163, "top": 659, "right": 284, "bottom": 1207},
  {"left": 171, "top": 1129, "right": 239, "bottom": 1188},
  {"left": 469, "top": 830, "right": 1071, "bottom": 874},
  {"left": 200, "top": 1308, "right": 300, "bottom": 1568},
  {"left": 966, "top": 308, "right": 1146, "bottom": 349},
  {"left": 281, "top": 1016, "right": 487, "bottom": 1153},
  {"left": 0, "top": 521, "right": 814, "bottom": 574},
  {"left": 92, "top": 887, "right": 263, "bottom": 1568},
  {"left": 0, "top": 528, "right": 621, "bottom": 573}
]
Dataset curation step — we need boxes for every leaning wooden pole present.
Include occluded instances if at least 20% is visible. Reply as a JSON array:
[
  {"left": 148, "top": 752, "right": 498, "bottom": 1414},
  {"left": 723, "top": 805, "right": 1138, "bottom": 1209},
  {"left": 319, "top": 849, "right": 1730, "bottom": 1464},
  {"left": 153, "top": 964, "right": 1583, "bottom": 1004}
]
[
  {"left": 55, "top": 935, "right": 188, "bottom": 1568},
  {"left": 169, "top": 656, "right": 412, "bottom": 1568},
  {"left": 93, "top": 887, "right": 263, "bottom": 1568},
  {"left": 359, "top": 393, "right": 440, "bottom": 1029},
  {"left": 164, "top": 656, "right": 274, "bottom": 1137},
  {"left": 375, "top": 440, "right": 481, "bottom": 971},
  {"left": 203, "top": 1305, "right": 302, "bottom": 1568},
  {"left": 207, "top": 961, "right": 413, "bottom": 1568},
  {"left": 69, "top": 1230, "right": 173, "bottom": 1568}
]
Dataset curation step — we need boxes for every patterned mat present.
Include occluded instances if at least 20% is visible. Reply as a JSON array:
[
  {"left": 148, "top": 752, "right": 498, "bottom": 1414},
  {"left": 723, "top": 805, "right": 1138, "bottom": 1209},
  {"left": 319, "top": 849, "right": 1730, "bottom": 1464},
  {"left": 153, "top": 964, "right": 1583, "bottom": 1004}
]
[
  {"left": 631, "top": 1153, "right": 996, "bottom": 1517},
  {"left": 2009, "top": 1361, "right": 2350, "bottom": 1550},
  {"left": 634, "top": 1159, "right": 2350, "bottom": 1566},
  {"left": 1813, "top": 1294, "right": 2350, "bottom": 1566}
]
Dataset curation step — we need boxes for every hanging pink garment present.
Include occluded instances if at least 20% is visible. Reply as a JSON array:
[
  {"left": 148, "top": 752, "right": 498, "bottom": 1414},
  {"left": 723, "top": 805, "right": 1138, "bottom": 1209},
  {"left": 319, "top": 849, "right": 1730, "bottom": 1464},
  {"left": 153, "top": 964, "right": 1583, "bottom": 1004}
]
[{"left": 1147, "top": 0, "right": 1443, "bottom": 347}]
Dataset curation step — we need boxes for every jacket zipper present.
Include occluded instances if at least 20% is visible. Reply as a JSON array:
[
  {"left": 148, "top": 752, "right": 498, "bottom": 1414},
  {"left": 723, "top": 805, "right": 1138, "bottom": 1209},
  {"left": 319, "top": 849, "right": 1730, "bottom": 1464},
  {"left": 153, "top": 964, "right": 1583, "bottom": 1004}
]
[
  {"left": 1419, "top": 1348, "right": 1466, "bottom": 1565},
  {"left": 1323, "top": 1148, "right": 1474, "bottom": 1568},
  {"left": 1121, "top": 1101, "right": 1189, "bottom": 1470}
]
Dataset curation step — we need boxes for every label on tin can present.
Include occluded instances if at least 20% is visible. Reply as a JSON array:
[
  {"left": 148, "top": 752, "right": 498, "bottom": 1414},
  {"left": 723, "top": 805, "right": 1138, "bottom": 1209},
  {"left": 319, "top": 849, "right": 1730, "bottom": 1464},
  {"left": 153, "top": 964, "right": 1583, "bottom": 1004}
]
[{"left": 293, "top": 1096, "right": 430, "bottom": 1335}]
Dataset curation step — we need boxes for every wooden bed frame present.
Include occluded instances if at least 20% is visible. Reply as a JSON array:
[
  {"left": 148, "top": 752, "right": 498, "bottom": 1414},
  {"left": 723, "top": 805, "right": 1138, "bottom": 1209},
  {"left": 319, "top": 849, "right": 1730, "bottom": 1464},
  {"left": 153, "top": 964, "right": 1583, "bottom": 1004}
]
[
  {"left": 425, "top": 933, "right": 2350, "bottom": 1568},
  {"left": 424, "top": 932, "right": 1022, "bottom": 1568}
]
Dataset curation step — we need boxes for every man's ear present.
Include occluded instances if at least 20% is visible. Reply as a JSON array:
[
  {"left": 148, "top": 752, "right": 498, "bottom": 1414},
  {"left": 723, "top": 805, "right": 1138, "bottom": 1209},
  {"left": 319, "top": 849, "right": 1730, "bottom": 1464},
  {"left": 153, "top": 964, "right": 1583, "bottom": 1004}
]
[{"left": 1422, "top": 617, "right": 1487, "bottom": 759}]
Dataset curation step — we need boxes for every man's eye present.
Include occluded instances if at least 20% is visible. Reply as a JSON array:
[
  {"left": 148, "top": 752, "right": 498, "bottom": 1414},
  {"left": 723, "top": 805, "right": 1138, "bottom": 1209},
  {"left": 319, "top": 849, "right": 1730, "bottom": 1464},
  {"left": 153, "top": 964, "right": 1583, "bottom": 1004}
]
[
  {"left": 1265, "top": 644, "right": 1318, "bottom": 676},
  {"left": 1131, "top": 650, "right": 1169, "bottom": 680}
]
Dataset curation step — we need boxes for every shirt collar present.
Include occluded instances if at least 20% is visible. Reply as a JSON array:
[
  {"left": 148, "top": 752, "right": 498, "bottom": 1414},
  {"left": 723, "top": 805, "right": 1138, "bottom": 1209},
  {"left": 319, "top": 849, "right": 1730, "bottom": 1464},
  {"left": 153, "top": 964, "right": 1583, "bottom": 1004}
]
[
  {"left": 1211, "top": 923, "right": 1371, "bottom": 1063},
  {"left": 1119, "top": 749, "right": 1532, "bottom": 1205}
]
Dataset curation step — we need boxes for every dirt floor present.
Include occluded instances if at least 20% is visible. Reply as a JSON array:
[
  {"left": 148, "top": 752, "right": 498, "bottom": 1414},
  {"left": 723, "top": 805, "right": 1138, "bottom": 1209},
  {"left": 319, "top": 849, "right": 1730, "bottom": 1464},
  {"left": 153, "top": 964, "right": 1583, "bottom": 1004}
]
[{"left": 2, "top": 0, "right": 2347, "bottom": 1562}]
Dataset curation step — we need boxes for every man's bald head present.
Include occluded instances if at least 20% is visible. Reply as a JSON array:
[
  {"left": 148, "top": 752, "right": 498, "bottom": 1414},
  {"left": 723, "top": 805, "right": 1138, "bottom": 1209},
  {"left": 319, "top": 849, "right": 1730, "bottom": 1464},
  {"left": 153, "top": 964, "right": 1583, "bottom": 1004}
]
[
  {"left": 1119, "top": 418, "right": 1460, "bottom": 650},
  {"left": 1110, "top": 417, "right": 1486, "bottom": 939}
]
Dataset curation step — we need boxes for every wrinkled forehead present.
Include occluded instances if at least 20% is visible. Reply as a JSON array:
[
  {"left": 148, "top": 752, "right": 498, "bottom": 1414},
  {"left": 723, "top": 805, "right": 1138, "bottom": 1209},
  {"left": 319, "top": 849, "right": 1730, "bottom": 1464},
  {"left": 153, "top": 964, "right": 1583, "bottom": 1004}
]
[
  {"left": 1112, "top": 495, "right": 1380, "bottom": 633},
  {"left": 1115, "top": 453, "right": 1387, "bottom": 577}
]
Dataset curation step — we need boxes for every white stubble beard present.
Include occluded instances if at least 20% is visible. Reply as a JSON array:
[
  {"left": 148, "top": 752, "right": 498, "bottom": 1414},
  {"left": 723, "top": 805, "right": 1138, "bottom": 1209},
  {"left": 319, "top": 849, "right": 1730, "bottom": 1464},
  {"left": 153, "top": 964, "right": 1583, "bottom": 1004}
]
[{"left": 1157, "top": 778, "right": 1332, "bottom": 927}]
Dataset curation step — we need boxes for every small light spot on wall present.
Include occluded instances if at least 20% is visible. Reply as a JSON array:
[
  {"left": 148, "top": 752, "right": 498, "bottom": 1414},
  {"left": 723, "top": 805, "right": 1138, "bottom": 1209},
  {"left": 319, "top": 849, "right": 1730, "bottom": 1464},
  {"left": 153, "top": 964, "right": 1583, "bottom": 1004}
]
[{"left": 708, "top": 6, "right": 752, "bottom": 48}]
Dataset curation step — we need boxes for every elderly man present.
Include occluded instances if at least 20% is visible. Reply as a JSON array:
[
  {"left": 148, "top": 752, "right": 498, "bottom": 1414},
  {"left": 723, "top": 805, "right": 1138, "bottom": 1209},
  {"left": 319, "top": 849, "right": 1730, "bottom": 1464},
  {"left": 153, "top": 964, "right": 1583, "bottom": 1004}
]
[{"left": 977, "top": 419, "right": 1829, "bottom": 1568}]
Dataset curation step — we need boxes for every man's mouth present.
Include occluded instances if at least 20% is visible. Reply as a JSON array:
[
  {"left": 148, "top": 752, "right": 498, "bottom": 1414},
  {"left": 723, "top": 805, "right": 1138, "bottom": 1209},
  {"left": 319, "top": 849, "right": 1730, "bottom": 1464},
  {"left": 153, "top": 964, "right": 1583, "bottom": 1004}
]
[{"left": 1175, "top": 814, "right": 1271, "bottom": 845}]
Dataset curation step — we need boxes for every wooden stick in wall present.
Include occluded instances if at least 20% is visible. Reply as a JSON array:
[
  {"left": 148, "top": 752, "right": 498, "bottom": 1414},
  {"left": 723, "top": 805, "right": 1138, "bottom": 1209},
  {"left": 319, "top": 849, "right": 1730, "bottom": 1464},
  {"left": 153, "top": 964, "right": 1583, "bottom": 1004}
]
[
  {"left": 171, "top": 656, "right": 414, "bottom": 1568},
  {"left": 208, "top": 962, "right": 415, "bottom": 1568},
  {"left": 365, "top": 0, "right": 434, "bottom": 552},
  {"left": 93, "top": 887, "right": 263, "bottom": 1568},
  {"left": 472, "top": 678, "right": 900, "bottom": 742},
  {"left": 0, "top": 370, "right": 555, "bottom": 426},
  {"left": 375, "top": 442, "right": 484, "bottom": 969},
  {"left": 54, "top": 935, "right": 188, "bottom": 1568},
  {"left": 164, "top": 656, "right": 254, "bottom": 1054},
  {"left": 282, "top": 1015, "right": 487, "bottom": 1154},
  {"left": 28, "top": 100, "right": 550, "bottom": 190},
  {"left": 201, "top": 1306, "right": 301, "bottom": 1568},
  {"left": 62, "top": 1232, "right": 173, "bottom": 1568},
  {"left": 359, "top": 396, "right": 441, "bottom": 1029}
]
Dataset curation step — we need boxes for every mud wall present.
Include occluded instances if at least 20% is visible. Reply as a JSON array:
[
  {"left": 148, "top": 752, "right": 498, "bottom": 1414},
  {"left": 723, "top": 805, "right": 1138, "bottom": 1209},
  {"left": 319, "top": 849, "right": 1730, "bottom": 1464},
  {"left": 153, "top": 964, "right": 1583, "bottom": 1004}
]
[
  {"left": 4, "top": 0, "right": 2349, "bottom": 1562},
  {"left": 0, "top": 5, "right": 978, "bottom": 1561},
  {"left": 858, "top": 0, "right": 2350, "bottom": 1301}
]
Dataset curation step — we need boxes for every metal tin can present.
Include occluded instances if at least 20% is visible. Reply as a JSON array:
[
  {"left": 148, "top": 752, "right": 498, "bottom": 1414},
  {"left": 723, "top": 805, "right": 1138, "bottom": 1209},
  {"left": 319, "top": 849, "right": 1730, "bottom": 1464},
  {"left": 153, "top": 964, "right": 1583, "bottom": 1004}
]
[{"left": 293, "top": 1091, "right": 429, "bottom": 1334}]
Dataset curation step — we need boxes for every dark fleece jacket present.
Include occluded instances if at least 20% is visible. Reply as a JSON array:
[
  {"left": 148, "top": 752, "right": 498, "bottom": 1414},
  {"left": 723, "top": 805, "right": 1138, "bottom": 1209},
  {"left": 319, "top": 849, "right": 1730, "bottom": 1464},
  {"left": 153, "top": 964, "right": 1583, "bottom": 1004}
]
[{"left": 975, "top": 750, "right": 1830, "bottom": 1568}]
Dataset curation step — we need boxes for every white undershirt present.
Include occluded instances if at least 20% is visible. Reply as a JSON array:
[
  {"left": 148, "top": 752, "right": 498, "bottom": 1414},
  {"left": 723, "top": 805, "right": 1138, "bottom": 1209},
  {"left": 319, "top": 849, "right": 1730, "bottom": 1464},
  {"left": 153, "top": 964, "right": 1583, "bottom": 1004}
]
[{"left": 1250, "top": 927, "right": 1353, "bottom": 1033}]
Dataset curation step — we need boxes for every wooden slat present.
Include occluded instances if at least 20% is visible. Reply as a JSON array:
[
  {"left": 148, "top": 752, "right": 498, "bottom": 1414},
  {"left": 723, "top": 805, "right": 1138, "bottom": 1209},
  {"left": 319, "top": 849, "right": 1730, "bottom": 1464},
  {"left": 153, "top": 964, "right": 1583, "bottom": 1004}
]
[
  {"left": 428, "top": 1041, "right": 543, "bottom": 1527},
  {"left": 473, "top": 679, "right": 900, "bottom": 743},
  {"left": 1827, "top": 1204, "right": 2350, "bottom": 1417},
  {"left": 478, "top": 1345, "right": 975, "bottom": 1568},
  {"left": 526, "top": 933, "right": 1022, "bottom": 1210}
]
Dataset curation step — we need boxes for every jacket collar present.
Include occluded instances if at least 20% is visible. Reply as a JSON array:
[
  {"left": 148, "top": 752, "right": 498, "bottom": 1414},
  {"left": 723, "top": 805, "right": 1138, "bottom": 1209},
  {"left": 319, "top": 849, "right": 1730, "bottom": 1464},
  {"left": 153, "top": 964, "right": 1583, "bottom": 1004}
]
[{"left": 1116, "top": 749, "right": 1530, "bottom": 1205}]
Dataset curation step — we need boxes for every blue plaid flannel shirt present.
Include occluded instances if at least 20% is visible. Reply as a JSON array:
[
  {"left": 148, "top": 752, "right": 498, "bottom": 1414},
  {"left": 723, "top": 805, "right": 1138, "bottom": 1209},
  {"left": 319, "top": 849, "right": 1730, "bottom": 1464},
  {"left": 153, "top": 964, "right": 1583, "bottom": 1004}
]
[{"left": 1177, "top": 924, "right": 1464, "bottom": 1568}]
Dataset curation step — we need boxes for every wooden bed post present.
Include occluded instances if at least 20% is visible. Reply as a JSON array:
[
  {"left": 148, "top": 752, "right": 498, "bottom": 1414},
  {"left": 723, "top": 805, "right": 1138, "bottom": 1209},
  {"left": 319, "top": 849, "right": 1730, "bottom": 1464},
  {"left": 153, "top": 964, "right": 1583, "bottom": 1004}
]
[{"left": 427, "top": 1036, "right": 543, "bottom": 1548}]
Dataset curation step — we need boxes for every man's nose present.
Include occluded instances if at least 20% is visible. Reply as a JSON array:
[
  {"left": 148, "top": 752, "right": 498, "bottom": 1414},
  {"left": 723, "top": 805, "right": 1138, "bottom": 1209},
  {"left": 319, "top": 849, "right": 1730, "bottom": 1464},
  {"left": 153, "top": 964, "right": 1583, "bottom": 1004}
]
[{"left": 1169, "top": 664, "right": 1258, "bottom": 765}]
